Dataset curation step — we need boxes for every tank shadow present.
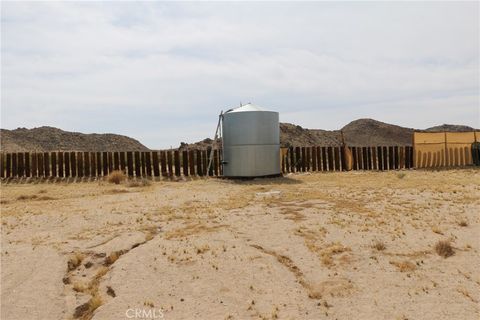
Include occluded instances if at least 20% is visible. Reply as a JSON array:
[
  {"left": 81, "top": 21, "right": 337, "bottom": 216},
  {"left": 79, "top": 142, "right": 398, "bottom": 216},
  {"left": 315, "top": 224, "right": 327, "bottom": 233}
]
[{"left": 220, "top": 175, "right": 303, "bottom": 185}]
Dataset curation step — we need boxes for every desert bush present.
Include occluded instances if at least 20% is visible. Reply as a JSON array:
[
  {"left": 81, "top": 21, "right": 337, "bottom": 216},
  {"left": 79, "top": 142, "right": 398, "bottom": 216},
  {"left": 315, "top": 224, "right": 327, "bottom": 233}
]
[
  {"left": 435, "top": 240, "right": 454, "bottom": 258},
  {"left": 396, "top": 172, "right": 406, "bottom": 179},
  {"left": 107, "top": 170, "right": 126, "bottom": 185},
  {"left": 372, "top": 240, "right": 386, "bottom": 251}
]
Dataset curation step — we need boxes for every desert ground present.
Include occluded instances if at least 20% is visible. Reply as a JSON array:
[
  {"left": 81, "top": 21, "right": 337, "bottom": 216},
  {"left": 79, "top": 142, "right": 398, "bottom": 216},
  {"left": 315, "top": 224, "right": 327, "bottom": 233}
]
[{"left": 1, "top": 169, "right": 479, "bottom": 320}]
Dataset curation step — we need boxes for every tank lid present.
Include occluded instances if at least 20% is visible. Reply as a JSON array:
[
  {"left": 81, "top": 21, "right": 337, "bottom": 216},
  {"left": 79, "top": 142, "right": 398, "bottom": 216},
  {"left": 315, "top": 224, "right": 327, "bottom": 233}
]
[{"left": 227, "top": 103, "right": 269, "bottom": 113}]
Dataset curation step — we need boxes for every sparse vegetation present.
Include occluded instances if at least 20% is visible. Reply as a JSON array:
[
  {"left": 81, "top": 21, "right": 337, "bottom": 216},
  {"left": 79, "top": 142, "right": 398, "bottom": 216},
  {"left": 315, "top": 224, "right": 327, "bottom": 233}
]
[
  {"left": 390, "top": 260, "right": 416, "bottom": 272},
  {"left": 372, "top": 240, "right": 386, "bottom": 251},
  {"left": 458, "top": 219, "right": 468, "bottom": 227},
  {"left": 127, "top": 179, "right": 151, "bottom": 187},
  {"left": 107, "top": 170, "right": 126, "bottom": 184},
  {"left": 104, "top": 250, "right": 123, "bottom": 266},
  {"left": 396, "top": 172, "right": 406, "bottom": 179},
  {"left": 68, "top": 252, "right": 85, "bottom": 271},
  {"left": 435, "top": 240, "right": 455, "bottom": 258}
]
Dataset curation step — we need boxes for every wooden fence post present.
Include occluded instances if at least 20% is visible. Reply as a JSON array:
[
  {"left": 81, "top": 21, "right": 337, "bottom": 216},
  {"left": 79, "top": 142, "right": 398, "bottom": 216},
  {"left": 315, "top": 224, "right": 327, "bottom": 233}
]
[
  {"left": 134, "top": 151, "right": 141, "bottom": 177},
  {"left": 174, "top": 150, "right": 181, "bottom": 177},
  {"left": 77, "top": 152, "right": 83, "bottom": 178},
  {"left": 89, "top": 152, "right": 96, "bottom": 177},
  {"left": 50, "top": 152, "right": 57, "bottom": 177},
  {"left": 140, "top": 152, "right": 146, "bottom": 177},
  {"left": 17, "top": 152, "right": 25, "bottom": 177},
  {"left": 0, "top": 153, "right": 4, "bottom": 178},
  {"left": 183, "top": 151, "right": 189, "bottom": 176},
  {"left": 334, "top": 147, "right": 341, "bottom": 171},
  {"left": 12, "top": 153, "right": 18, "bottom": 177},
  {"left": 189, "top": 150, "right": 195, "bottom": 176},
  {"left": 145, "top": 152, "right": 152, "bottom": 177},
  {"left": 84, "top": 152, "right": 90, "bottom": 177},
  {"left": 113, "top": 152, "right": 120, "bottom": 171},
  {"left": 289, "top": 147, "right": 295, "bottom": 172},
  {"left": 196, "top": 150, "right": 203, "bottom": 176},
  {"left": 6, "top": 154, "right": 12, "bottom": 178},
  {"left": 127, "top": 152, "right": 134, "bottom": 177},
  {"left": 119, "top": 152, "right": 126, "bottom": 174},
  {"left": 152, "top": 152, "right": 160, "bottom": 177},
  {"left": 69, "top": 152, "right": 76, "bottom": 177}
]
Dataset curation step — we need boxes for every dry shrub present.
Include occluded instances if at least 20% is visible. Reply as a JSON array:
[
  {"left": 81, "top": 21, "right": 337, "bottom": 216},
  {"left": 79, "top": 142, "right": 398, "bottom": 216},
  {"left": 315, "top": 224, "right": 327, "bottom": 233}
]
[
  {"left": 372, "top": 240, "right": 386, "bottom": 251},
  {"left": 107, "top": 170, "right": 126, "bottom": 185},
  {"left": 435, "top": 240, "right": 454, "bottom": 258},
  {"left": 390, "top": 260, "right": 416, "bottom": 272},
  {"left": 68, "top": 252, "right": 85, "bottom": 271},
  {"left": 396, "top": 172, "right": 406, "bottom": 179}
]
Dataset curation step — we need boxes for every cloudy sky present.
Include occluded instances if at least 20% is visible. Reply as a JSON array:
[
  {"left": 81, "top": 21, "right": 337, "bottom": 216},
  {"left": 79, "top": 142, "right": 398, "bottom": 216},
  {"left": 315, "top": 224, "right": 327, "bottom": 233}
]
[{"left": 1, "top": 2, "right": 478, "bottom": 149}]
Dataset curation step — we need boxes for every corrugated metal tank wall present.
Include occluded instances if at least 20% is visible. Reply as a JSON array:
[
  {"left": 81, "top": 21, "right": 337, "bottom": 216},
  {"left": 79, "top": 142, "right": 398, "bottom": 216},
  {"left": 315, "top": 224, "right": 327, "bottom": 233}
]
[{"left": 222, "top": 104, "right": 280, "bottom": 177}]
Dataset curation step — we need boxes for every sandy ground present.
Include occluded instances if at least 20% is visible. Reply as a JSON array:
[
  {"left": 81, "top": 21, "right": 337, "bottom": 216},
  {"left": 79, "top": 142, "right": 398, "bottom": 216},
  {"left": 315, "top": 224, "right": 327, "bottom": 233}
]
[{"left": 1, "top": 169, "right": 479, "bottom": 320}]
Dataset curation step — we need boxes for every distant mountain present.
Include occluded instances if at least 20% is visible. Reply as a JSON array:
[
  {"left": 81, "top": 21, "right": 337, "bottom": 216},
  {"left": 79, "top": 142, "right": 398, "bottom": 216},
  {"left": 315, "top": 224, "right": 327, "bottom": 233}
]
[
  {"left": 279, "top": 119, "right": 413, "bottom": 147},
  {"left": 1, "top": 119, "right": 476, "bottom": 153},
  {"left": 424, "top": 124, "right": 476, "bottom": 132},
  {"left": 183, "top": 118, "right": 475, "bottom": 149},
  {"left": 0, "top": 126, "right": 149, "bottom": 152}
]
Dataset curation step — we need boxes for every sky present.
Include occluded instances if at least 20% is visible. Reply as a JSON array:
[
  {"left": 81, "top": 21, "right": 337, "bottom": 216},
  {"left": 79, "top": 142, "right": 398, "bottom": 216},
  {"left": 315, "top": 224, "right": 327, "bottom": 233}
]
[{"left": 1, "top": 1, "right": 479, "bottom": 149}]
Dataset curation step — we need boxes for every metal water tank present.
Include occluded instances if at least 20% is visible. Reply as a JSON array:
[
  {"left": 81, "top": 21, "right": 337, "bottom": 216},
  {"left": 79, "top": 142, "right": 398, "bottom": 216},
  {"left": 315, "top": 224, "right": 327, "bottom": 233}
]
[{"left": 222, "top": 104, "right": 280, "bottom": 177}]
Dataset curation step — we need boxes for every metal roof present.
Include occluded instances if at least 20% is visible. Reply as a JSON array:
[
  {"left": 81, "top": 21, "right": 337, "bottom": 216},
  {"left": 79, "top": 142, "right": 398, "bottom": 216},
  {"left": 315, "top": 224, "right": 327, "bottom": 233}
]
[{"left": 227, "top": 103, "right": 268, "bottom": 113}]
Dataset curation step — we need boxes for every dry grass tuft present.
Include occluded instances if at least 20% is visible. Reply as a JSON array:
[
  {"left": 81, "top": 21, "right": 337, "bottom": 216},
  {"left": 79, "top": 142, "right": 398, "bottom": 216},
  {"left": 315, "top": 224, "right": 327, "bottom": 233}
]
[
  {"left": 74, "top": 294, "right": 102, "bottom": 319},
  {"left": 396, "top": 173, "right": 406, "bottom": 179},
  {"left": 458, "top": 220, "right": 468, "bottom": 227},
  {"left": 107, "top": 170, "right": 126, "bottom": 185},
  {"left": 372, "top": 240, "right": 386, "bottom": 251},
  {"left": 104, "top": 250, "right": 125, "bottom": 266},
  {"left": 68, "top": 252, "right": 85, "bottom": 271},
  {"left": 435, "top": 240, "right": 455, "bottom": 258},
  {"left": 127, "top": 179, "right": 151, "bottom": 188},
  {"left": 390, "top": 260, "right": 416, "bottom": 272},
  {"left": 72, "top": 281, "right": 87, "bottom": 293}
]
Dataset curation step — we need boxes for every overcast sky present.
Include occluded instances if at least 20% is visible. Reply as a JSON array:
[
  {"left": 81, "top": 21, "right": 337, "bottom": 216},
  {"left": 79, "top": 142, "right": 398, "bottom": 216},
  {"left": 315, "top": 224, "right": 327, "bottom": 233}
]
[{"left": 1, "top": 2, "right": 479, "bottom": 149}]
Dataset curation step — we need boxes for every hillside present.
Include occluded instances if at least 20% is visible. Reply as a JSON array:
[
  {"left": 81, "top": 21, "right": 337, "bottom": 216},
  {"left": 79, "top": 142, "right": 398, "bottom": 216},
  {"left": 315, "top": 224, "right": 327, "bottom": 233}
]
[
  {"left": 0, "top": 126, "right": 149, "bottom": 152},
  {"left": 425, "top": 124, "right": 476, "bottom": 132},
  {"left": 1, "top": 119, "right": 476, "bottom": 153}
]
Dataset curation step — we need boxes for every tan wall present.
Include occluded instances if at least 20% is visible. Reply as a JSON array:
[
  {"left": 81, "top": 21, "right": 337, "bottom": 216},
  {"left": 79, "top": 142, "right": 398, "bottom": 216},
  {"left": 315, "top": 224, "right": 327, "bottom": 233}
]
[{"left": 413, "top": 131, "right": 479, "bottom": 168}]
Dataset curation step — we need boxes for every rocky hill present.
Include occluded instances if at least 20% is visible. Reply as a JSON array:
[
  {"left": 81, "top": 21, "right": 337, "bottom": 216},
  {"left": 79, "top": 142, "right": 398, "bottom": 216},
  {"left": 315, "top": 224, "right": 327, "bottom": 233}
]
[
  {"left": 0, "top": 126, "right": 149, "bottom": 152},
  {"left": 1, "top": 120, "right": 476, "bottom": 152},
  {"left": 181, "top": 118, "right": 479, "bottom": 150},
  {"left": 424, "top": 124, "right": 476, "bottom": 132}
]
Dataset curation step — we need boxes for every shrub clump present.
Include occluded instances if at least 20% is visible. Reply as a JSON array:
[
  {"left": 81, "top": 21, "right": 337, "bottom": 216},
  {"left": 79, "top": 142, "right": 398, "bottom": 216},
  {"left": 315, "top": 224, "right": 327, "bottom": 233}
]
[
  {"left": 107, "top": 170, "right": 126, "bottom": 185},
  {"left": 435, "top": 240, "right": 455, "bottom": 258}
]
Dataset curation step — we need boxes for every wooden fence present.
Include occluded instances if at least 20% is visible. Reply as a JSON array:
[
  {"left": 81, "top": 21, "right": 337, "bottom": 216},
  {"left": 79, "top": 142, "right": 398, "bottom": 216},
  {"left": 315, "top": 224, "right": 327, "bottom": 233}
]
[
  {"left": 0, "top": 146, "right": 414, "bottom": 180},
  {"left": 281, "top": 146, "right": 414, "bottom": 173}
]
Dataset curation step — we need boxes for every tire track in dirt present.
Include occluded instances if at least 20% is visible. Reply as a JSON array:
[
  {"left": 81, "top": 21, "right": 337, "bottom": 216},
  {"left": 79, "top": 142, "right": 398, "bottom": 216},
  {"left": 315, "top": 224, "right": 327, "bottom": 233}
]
[{"left": 64, "top": 228, "right": 162, "bottom": 320}]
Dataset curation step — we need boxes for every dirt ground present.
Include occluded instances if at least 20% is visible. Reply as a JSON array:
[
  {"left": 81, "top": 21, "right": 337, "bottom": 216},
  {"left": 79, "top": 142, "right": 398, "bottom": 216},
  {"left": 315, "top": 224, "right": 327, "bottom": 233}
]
[{"left": 1, "top": 169, "right": 479, "bottom": 320}]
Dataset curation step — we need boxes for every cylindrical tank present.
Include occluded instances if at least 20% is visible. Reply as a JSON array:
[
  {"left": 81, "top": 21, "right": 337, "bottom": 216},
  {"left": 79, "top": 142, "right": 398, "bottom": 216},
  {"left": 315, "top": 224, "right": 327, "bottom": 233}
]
[{"left": 222, "top": 104, "right": 280, "bottom": 177}]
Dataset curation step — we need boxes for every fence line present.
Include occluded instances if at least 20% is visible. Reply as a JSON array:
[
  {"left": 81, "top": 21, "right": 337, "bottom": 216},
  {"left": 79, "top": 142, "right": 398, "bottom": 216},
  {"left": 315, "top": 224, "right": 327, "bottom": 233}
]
[{"left": 0, "top": 145, "right": 432, "bottom": 180}]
